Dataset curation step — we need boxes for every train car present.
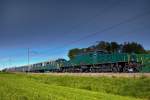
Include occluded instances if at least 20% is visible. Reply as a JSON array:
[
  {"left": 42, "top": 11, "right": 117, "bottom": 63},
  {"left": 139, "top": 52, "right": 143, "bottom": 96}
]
[
  {"left": 28, "top": 60, "right": 62, "bottom": 72},
  {"left": 4, "top": 60, "right": 63, "bottom": 73},
  {"left": 60, "top": 50, "right": 143, "bottom": 73}
]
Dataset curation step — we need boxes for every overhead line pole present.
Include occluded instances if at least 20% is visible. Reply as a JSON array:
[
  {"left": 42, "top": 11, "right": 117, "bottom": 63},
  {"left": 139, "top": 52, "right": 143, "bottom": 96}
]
[
  {"left": 28, "top": 48, "right": 30, "bottom": 72},
  {"left": 28, "top": 48, "right": 30, "bottom": 65}
]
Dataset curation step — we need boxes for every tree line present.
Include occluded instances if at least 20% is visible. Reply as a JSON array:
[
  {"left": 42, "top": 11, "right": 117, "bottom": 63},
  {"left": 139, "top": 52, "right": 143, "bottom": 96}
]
[{"left": 68, "top": 41, "right": 148, "bottom": 59}]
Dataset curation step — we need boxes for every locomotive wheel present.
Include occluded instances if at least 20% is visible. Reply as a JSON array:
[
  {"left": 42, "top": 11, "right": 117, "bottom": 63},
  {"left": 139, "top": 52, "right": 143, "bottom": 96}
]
[
  {"left": 133, "top": 68, "right": 139, "bottom": 72},
  {"left": 123, "top": 67, "right": 129, "bottom": 73},
  {"left": 112, "top": 67, "right": 119, "bottom": 73},
  {"left": 123, "top": 66, "right": 134, "bottom": 73},
  {"left": 90, "top": 68, "right": 95, "bottom": 73}
]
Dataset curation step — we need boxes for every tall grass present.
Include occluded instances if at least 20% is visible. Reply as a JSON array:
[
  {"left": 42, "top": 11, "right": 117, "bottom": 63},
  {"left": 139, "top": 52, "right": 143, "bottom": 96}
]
[
  {"left": 0, "top": 72, "right": 149, "bottom": 100},
  {"left": 28, "top": 74, "right": 150, "bottom": 100}
]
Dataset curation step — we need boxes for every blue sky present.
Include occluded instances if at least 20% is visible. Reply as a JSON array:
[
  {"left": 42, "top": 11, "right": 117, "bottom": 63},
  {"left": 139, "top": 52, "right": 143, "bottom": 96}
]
[{"left": 0, "top": 0, "right": 150, "bottom": 69}]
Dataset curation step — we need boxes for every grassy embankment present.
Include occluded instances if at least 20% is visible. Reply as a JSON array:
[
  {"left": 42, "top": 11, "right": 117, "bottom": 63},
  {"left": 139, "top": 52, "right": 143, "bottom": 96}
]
[{"left": 0, "top": 72, "right": 149, "bottom": 100}]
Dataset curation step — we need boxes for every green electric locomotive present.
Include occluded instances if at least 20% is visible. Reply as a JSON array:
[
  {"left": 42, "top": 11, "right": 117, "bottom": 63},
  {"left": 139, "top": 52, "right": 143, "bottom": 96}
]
[{"left": 61, "top": 50, "right": 150, "bottom": 73}]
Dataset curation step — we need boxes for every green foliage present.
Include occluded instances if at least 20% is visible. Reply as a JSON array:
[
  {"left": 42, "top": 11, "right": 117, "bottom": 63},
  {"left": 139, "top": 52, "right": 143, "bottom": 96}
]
[
  {"left": 110, "top": 42, "right": 120, "bottom": 53},
  {"left": 96, "top": 41, "right": 111, "bottom": 52},
  {"left": 95, "top": 41, "right": 120, "bottom": 53},
  {"left": 122, "top": 42, "right": 146, "bottom": 54},
  {"left": 0, "top": 73, "right": 147, "bottom": 100},
  {"left": 68, "top": 48, "right": 81, "bottom": 59},
  {"left": 67, "top": 41, "right": 146, "bottom": 59}
]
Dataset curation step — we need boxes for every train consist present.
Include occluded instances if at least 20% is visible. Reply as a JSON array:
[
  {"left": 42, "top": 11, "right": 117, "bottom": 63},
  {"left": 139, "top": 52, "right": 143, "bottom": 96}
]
[{"left": 3, "top": 50, "right": 150, "bottom": 73}]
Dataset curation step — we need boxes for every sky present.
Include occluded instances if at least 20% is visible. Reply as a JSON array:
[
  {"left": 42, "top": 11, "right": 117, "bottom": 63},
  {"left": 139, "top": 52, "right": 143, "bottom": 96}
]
[{"left": 0, "top": 0, "right": 150, "bottom": 69}]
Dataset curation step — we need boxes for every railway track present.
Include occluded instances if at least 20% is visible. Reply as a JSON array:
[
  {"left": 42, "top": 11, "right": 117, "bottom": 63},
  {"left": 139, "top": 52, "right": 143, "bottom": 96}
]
[{"left": 30, "top": 73, "right": 150, "bottom": 77}]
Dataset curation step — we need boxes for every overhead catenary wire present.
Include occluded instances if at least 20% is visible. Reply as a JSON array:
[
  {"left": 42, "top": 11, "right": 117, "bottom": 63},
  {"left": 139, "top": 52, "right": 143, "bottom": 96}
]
[
  {"left": 34, "top": 26, "right": 150, "bottom": 60},
  {"left": 32, "top": 0, "right": 122, "bottom": 54},
  {"left": 63, "top": 11, "right": 150, "bottom": 45},
  {"left": 35, "top": 10, "right": 150, "bottom": 56}
]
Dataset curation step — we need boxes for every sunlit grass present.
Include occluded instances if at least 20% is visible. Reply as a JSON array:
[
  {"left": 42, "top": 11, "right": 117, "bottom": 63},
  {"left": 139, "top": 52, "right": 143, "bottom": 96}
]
[
  {"left": 0, "top": 72, "right": 149, "bottom": 100},
  {"left": 27, "top": 73, "right": 150, "bottom": 100}
]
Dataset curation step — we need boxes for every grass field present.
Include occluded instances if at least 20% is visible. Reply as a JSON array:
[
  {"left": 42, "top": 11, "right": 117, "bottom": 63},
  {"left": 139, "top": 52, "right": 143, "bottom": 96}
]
[{"left": 0, "top": 72, "right": 149, "bottom": 100}]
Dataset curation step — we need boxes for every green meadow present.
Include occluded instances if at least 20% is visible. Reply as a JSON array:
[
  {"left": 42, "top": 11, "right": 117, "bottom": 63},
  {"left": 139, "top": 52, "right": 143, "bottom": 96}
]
[{"left": 0, "top": 72, "right": 149, "bottom": 100}]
